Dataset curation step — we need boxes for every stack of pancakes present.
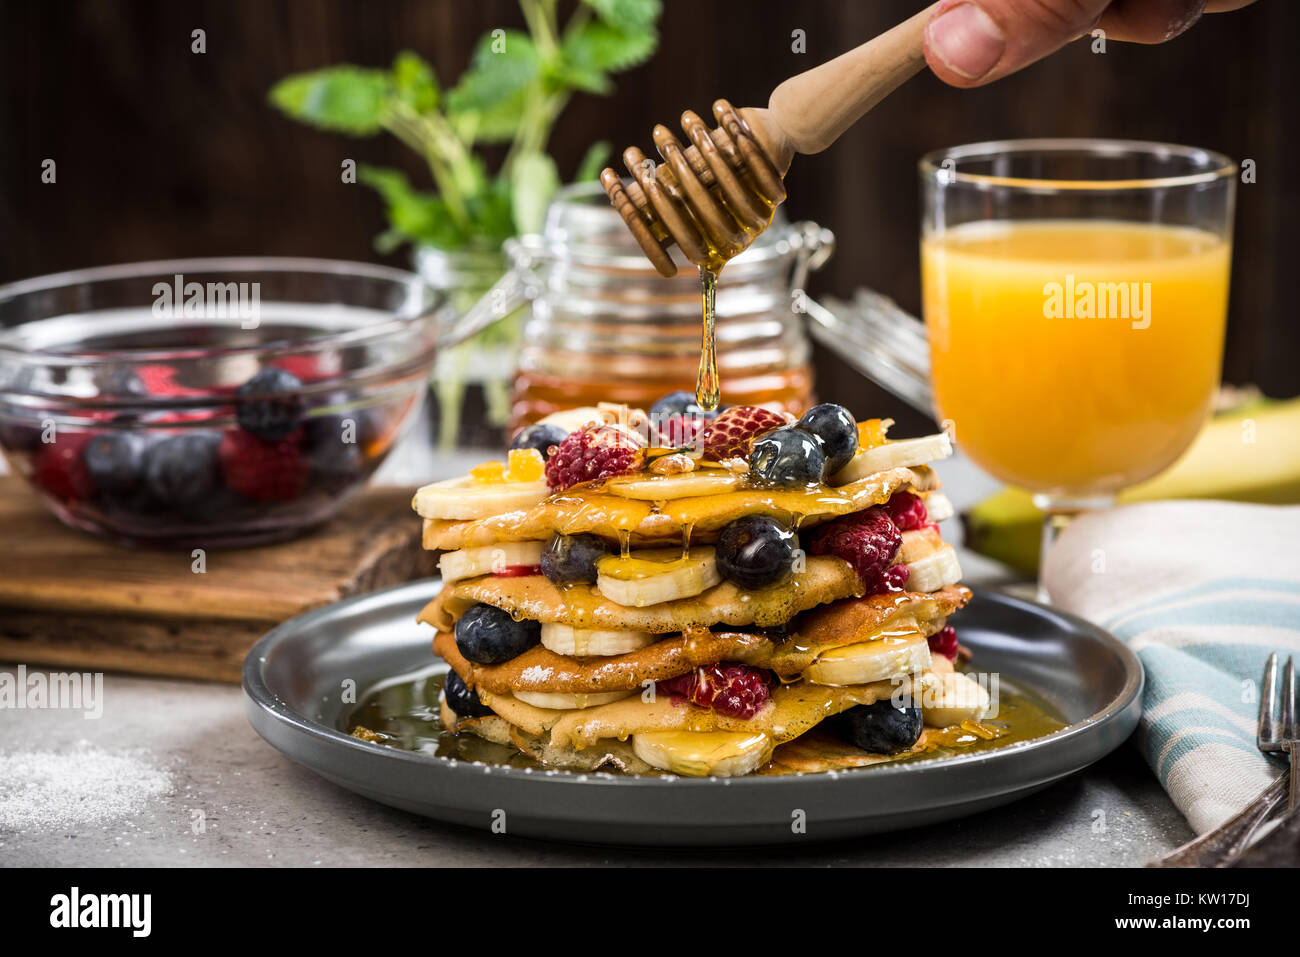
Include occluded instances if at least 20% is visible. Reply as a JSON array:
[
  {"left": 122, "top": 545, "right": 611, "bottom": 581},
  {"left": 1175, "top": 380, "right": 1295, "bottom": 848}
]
[{"left": 414, "top": 409, "right": 985, "bottom": 777}]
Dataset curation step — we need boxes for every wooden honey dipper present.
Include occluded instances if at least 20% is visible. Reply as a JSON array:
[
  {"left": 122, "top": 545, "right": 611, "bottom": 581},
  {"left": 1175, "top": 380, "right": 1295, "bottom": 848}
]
[{"left": 601, "top": 3, "right": 937, "bottom": 277}]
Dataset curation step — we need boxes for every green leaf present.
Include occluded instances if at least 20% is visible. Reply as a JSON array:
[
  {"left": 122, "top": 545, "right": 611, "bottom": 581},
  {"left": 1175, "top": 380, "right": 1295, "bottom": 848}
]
[
  {"left": 563, "top": 19, "right": 658, "bottom": 76},
  {"left": 555, "top": 26, "right": 611, "bottom": 95},
  {"left": 447, "top": 31, "right": 540, "bottom": 112},
  {"left": 358, "top": 165, "right": 467, "bottom": 249},
  {"left": 546, "top": 57, "right": 611, "bottom": 96},
  {"left": 510, "top": 152, "right": 560, "bottom": 234},
  {"left": 392, "top": 50, "right": 438, "bottom": 112},
  {"left": 580, "top": 0, "right": 661, "bottom": 31},
  {"left": 467, "top": 178, "right": 517, "bottom": 245},
  {"left": 465, "top": 88, "right": 531, "bottom": 143},
  {"left": 574, "top": 140, "right": 611, "bottom": 182},
  {"left": 268, "top": 66, "right": 391, "bottom": 135}
]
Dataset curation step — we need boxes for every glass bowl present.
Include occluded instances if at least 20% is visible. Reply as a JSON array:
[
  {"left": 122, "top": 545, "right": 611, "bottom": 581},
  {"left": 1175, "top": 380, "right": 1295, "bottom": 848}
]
[{"left": 0, "top": 257, "right": 446, "bottom": 548}]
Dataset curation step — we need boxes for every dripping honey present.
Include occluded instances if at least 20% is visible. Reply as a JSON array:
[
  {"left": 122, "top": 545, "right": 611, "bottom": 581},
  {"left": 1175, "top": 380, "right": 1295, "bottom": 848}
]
[{"left": 690, "top": 168, "right": 779, "bottom": 411}]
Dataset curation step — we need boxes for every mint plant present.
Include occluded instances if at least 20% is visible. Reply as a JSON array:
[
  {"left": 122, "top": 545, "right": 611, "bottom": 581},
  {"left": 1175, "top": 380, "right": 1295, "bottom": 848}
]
[{"left": 269, "top": 0, "right": 662, "bottom": 253}]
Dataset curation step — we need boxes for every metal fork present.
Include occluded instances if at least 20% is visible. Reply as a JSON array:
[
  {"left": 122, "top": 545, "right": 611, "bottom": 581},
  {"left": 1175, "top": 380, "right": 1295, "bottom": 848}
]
[
  {"left": 1258, "top": 653, "right": 1298, "bottom": 812},
  {"left": 1148, "top": 653, "right": 1297, "bottom": 867}
]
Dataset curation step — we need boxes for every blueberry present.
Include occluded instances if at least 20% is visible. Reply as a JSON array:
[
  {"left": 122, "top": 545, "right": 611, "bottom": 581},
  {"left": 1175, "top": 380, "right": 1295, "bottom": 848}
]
[
  {"left": 303, "top": 413, "right": 368, "bottom": 488},
  {"left": 443, "top": 669, "right": 493, "bottom": 718},
  {"left": 748, "top": 426, "right": 825, "bottom": 486},
  {"left": 509, "top": 423, "right": 567, "bottom": 459},
  {"left": 144, "top": 432, "right": 221, "bottom": 510},
  {"left": 649, "top": 391, "right": 717, "bottom": 447},
  {"left": 716, "top": 515, "right": 796, "bottom": 589},
  {"left": 540, "top": 533, "right": 609, "bottom": 585},
  {"left": 82, "top": 432, "right": 148, "bottom": 494},
  {"left": 648, "top": 391, "right": 695, "bottom": 417},
  {"left": 235, "top": 368, "right": 305, "bottom": 441},
  {"left": 0, "top": 419, "right": 44, "bottom": 453},
  {"left": 796, "top": 403, "right": 858, "bottom": 475},
  {"left": 454, "top": 604, "right": 540, "bottom": 665},
  {"left": 835, "top": 699, "right": 923, "bottom": 753}
]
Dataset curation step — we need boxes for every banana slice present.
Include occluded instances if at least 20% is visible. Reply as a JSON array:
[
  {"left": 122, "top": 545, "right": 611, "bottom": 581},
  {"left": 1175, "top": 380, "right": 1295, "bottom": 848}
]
[
  {"left": 537, "top": 406, "right": 606, "bottom": 433},
  {"left": 438, "top": 542, "right": 545, "bottom": 583},
  {"left": 923, "top": 671, "right": 991, "bottom": 727},
  {"left": 924, "top": 490, "right": 954, "bottom": 523},
  {"left": 904, "top": 544, "right": 963, "bottom": 592},
  {"left": 830, "top": 433, "right": 952, "bottom": 485},
  {"left": 413, "top": 476, "right": 550, "bottom": 521},
  {"left": 604, "top": 470, "right": 741, "bottom": 500},
  {"left": 804, "top": 632, "right": 932, "bottom": 687},
  {"left": 595, "top": 547, "right": 720, "bottom": 607},
  {"left": 632, "top": 730, "right": 771, "bottom": 777},
  {"left": 513, "top": 688, "right": 635, "bottom": 710},
  {"left": 898, "top": 527, "right": 944, "bottom": 564},
  {"left": 540, "top": 622, "right": 656, "bottom": 656}
]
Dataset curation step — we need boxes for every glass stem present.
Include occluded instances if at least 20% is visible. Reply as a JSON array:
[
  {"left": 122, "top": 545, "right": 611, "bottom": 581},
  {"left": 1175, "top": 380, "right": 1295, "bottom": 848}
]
[{"left": 1032, "top": 494, "right": 1116, "bottom": 603}]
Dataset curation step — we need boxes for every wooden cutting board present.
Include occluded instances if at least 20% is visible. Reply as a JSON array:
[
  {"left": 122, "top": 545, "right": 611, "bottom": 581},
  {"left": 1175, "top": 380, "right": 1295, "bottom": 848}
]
[{"left": 0, "top": 477, "right": 437, "bottom": 683}]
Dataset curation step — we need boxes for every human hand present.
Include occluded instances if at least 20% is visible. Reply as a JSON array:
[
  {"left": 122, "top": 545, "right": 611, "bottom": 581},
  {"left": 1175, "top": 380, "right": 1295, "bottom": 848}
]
[{"left": 922, "top": 0, "right": 1258, "bottom": 87}]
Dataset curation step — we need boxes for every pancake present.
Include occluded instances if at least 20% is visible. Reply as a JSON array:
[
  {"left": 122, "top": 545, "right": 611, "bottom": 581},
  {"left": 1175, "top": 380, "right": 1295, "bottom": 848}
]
[
  {"left": 770, "top": 585, "right": 971, "bottom": 676},
  {"left": 421, "top": 555, "right": 862, "bottom": 634},
  {"left": 438, "top": 699, "right": 659, "bottom": 774},
  {"left": 439, "top": 679, "right": 989, "bottom": 777},
  {"left": 439, "top": 697, "right": 951, "bottom": 776},
  {"left": 432, "top": 586, "right": 969, "bottom": 695},
  {"left": 418, "top": 465, "right": 940, "bottom": 551},
  {"left": 434, "top": 627, "right": 777, "bottom": 695},
  {"left": 474, "top": 672, "right": 935, "bottom": 751},
  {"left": 761, "top": 725, "right": 939, "bottom": 773}
]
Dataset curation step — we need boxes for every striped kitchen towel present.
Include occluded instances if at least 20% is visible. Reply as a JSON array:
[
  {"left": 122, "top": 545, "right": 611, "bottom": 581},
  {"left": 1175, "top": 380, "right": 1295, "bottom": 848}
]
[{"left": 1041, "top": 501, "right": 1300, "bottom": 834}]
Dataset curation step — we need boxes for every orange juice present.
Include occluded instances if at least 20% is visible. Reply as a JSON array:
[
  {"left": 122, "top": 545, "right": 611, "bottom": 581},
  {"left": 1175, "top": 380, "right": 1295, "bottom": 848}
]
[{"left": 922, "top": 220, "right": 1230, "bottom": 497}]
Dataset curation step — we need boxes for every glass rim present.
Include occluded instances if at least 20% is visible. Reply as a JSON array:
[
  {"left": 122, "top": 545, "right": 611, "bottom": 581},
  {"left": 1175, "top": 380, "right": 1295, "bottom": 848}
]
[
  {"left": 0, "top": 255, "right": 441, "bottom": 365},
  {"left": 918, "top": 138, "right": 1236, "bottom": 191}
]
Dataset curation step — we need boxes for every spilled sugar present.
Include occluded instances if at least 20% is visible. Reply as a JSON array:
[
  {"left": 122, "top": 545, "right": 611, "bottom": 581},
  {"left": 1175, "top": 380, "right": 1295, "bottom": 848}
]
[{"left": 0, "top": 742, "right": 172, "bottom": 831}]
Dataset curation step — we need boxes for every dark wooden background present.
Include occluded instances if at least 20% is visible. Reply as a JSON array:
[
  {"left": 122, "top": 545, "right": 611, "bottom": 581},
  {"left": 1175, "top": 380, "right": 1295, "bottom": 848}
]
[{"left": 2, "top": 0, "right": 1296, "bottom": 426}]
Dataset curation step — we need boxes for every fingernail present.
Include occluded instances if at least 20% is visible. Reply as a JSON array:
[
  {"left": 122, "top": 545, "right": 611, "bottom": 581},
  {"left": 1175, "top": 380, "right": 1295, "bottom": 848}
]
[{"left": 927, "top": 3, "right": 1005, "bottom": 80}]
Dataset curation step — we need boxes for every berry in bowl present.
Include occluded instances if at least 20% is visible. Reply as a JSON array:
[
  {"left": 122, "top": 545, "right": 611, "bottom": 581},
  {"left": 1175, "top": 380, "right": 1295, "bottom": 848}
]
[{"left": 0, "top": 257, "right": 447, "bottom": 547}]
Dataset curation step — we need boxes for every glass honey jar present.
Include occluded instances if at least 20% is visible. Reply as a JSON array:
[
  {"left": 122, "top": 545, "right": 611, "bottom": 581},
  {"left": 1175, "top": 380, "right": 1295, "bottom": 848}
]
[{"left": 449, "top": 182, "right": 834, "bottom": 433}]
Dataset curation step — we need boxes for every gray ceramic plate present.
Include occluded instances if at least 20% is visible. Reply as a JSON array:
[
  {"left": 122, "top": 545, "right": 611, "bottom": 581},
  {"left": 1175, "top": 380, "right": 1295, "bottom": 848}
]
[{"left": 243, "top": 579, "right": 1142, "bottom": 846}]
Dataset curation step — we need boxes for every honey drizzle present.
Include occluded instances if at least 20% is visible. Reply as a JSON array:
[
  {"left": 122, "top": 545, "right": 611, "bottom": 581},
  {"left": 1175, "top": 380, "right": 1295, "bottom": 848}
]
[{"left": 696, "top": 266, "right": 721, "bottom": 412}]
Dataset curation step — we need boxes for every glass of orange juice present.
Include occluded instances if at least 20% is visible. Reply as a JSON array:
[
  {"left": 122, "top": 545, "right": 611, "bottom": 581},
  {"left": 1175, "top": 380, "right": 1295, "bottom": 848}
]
[{"left": 919, "top": 139, "right": 1235, "bottom": 595}]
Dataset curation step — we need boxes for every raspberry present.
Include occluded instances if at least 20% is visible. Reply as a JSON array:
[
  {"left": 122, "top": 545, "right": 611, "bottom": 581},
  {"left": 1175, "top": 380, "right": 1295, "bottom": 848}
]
[
  {"left": 695, "top": 406, "right": 786, "bottom": 460},
  {"left": 649, "top": 392, "right": 715, "bottom": 448},
  {"left": 544, "top": 425, "right": 644, "bottom": 489},
  {"left": 656, "top": 412, "right": 711, "bottom": 449},
  {"left": 886, "top": 491, "right": 929, "bottom": 532},
  {"left": 494, "top": 564, "right": 542, "bottom": 578},
  {"left": 806, "top": 506, "right": 903, "bottom": 595},
  {"left": 32, "top": 432, "right": 94, "bottom": 503},
  {"left": 219, "top": 428, "right": 307, "bottom": 501},
  {"left": 928, "top": 625, "right": 958, "bottom": 660},
  {"left": 136, "top": 363, "right": 209, "bottom": 398},
  {"left": 658, "top": 663, "right": 771, "bottom": 720},
  {"left": 882, "top": 563, "right": 910, "bottom": 592}
]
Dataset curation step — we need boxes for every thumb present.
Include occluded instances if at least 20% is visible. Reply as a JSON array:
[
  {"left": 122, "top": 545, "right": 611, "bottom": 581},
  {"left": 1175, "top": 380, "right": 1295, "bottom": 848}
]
[{"left": 922, "top": 0, "right": 1204, "bottom": 88}]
